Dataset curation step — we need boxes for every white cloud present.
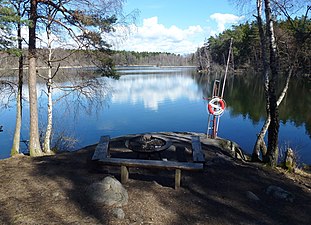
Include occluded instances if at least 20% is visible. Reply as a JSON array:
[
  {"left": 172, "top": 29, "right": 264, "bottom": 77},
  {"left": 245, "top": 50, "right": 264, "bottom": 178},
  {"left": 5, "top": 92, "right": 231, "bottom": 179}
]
[
  {"left": 19, "top": 13, "right": 243, "bottom": 54},
  {"left": 210, "top": 13, "right": 244, "bottom": 34},
  {"left": 109, "top": 16, "right": 204, "bottom": 54},
  {"left": 109, "top": 13, "right": 244, "bottom": 54}
]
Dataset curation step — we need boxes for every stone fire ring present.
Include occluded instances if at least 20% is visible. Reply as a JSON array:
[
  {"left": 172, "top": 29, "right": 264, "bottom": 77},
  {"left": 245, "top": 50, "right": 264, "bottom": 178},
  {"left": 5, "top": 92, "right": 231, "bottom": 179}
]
[{"left": 125, "top": 134, "right": 172, "bottom": 153}]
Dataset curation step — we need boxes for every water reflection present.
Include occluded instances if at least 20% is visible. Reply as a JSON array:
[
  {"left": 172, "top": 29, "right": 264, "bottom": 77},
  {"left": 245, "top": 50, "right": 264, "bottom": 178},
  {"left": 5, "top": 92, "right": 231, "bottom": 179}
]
[
  {"left": 222, "top": 75, "right": 311, "bottom": 138},
  {"left": 196, "top": 73, "right": 311, "bottom": 163},
  {"left": 110, "top": 73, "right": 201, "bottom": 110},
  {"left": 0, "top": 67, "right": 310, "bottom": 164}
]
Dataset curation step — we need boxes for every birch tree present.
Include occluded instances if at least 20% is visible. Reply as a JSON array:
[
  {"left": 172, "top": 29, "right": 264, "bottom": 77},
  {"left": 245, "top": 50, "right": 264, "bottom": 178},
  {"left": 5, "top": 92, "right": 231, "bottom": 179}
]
[
  {"left": 262, "top": 0, "right": 280, "bottom": 166},
  {"left": 41, "top": 4, "right": 55, "bottom": 154},
  {"left": 251, "top": 0, "right": 308, "bottom": 165},
  {"left": 197, "top": 43, "right": 211, "bottom": 73},
  {"left": 251, "top": 0, "right": 270, "bottom": 161},
  {"left": 25, "top": 0, "right": 135, "bottom": 155}
]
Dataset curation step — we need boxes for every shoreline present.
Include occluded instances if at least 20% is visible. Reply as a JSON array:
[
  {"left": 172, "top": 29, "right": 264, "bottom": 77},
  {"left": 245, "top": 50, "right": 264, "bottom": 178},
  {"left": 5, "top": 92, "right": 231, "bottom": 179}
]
[{"left": 0, "top": 65, "right": 197, "bottom": 71}]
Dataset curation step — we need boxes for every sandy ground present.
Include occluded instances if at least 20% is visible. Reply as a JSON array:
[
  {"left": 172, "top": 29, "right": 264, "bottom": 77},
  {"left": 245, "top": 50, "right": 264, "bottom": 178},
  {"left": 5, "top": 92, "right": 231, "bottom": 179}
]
[{"left": 0, "top": 132, "right": 310, "bottom": 225}]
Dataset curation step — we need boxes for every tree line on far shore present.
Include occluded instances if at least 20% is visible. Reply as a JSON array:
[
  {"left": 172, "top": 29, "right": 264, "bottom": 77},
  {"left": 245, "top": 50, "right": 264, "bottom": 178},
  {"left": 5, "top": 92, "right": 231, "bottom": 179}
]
[{"left": 0, "top": 49, "right": 196, "bottom": 71}]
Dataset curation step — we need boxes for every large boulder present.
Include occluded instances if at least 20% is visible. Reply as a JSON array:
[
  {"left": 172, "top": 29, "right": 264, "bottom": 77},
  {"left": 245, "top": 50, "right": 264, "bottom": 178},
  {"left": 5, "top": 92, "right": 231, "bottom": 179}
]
[
  {"left": 87, "top": 176, "right": 128, "bottom": 207},
  {"left": 266, "top": 185, "right": 295, "bottom": 203}
]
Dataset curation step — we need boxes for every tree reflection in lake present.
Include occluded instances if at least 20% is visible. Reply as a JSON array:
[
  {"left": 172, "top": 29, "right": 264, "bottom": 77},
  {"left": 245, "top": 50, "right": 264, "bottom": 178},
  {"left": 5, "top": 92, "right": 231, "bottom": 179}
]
[
  {"left": 220, "top": 74, "right": 311, "bottom": 138},
  {"left": 0, "top": 67, "right": 310, "bottom": 164},
  {"left": 198, "top": 72, "right": 311, "bottom": 164}
]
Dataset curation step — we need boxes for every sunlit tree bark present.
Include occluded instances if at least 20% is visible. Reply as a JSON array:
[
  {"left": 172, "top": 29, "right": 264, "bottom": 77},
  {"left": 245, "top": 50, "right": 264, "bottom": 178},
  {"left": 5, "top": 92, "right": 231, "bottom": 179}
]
[
  {"left": 11, "top": 0, "right": 26, "bottom": 156},
  {"left": 263, "top": 0, "right": 280, "bottom": 166},
  {"left": 28, "top": 0, "right": 42, "bottom": 156},
  {"left": 3, "top": 0, "right": 135, "bottom": 157},
  {"left": 252, "top": 0, "right": 270, "bottom": 161},
  {"left": 42, "top": 5, "right": 54, "bottom": 154},
  {"left": 252, "top": 0, "right": 298, "bottom": 165},
  {"left": 36, "top": 0, "right": 136, "bottom": 153}
]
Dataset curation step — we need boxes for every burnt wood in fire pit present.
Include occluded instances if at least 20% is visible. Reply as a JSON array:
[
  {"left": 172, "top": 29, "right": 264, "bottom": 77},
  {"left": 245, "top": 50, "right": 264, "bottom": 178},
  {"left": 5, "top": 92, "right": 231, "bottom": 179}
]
[{"left": 125, "top": 135, "right": 172, "bottom": 159}]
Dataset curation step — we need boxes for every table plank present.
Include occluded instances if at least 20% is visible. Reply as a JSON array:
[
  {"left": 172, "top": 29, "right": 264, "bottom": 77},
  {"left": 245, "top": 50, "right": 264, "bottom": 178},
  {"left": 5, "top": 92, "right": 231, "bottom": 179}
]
[
  {"left": 191, "top": 136, "right": 205, "bottom": 162},
  {"left": 92, "top": 135, "right": 110, "bottom": 160}
]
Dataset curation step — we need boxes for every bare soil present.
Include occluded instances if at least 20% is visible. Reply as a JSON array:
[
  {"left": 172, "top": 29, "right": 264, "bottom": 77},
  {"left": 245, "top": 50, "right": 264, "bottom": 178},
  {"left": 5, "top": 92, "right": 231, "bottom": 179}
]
[{"left": 0, "top": 133, "right": 310, "bottom": 225}]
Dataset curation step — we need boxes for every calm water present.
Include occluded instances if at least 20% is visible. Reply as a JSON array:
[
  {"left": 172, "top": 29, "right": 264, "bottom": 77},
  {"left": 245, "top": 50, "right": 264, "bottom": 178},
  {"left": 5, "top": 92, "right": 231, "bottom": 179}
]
[{"left": 0, "top": 67, "right": 310, "bottom": 164}]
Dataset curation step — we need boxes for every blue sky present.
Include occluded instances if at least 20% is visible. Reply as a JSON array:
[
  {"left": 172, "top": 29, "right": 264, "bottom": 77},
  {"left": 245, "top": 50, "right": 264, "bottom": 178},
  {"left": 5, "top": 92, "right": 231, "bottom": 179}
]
[
  {"left": 110, "top": 0, "right": 246, "bottom": 54},
  {"left": 125, "top": 0, "right": 237, "bottom": 28}
]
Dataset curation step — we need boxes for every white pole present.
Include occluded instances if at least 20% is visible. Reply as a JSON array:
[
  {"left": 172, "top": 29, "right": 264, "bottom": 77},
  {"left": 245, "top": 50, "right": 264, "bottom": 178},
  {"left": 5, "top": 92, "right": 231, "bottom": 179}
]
[{"left": 220, "top": 38, "right": 233, "bottom": 98}]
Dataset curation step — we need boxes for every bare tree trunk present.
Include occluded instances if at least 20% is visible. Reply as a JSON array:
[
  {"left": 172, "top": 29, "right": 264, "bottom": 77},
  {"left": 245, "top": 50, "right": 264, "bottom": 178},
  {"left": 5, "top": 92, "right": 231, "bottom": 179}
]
[
  {"left": 252, "top": 116, "right": 270, "bottom": 161},
  {"left": 11, "top": 8, "right": 23, "bottom": 156},
  {"left": 197, "top": 48, "right": 204, "bottom": 71},
  {"left": 252, "top": 0, "right": 293, "bottom": 163},
  {"left": 252, "top": 0, "right": 270, "bottom": 161},
  {"left": 28, "top": 0, "right": 42, "bottom": 156},
  {"left": 263, "top": 0, "right": 280, "bottom": 166},
  {"left": 252, "top": 69, "right": 292, "bottom": 161},
  {"left": 43, "top": 68, "right": 53, "bottom": 154},
  {"left": 276, "top": 67, "right": 292, "bottom": 106},
  {"left": 11, "top": 59, "right": 23, "bottom": 156},
  {"left": 11, "top": 90, "right": 22, "bottom": 156},
  {"left": 43, "top": 8, "right": 53, "bottom": 154}
]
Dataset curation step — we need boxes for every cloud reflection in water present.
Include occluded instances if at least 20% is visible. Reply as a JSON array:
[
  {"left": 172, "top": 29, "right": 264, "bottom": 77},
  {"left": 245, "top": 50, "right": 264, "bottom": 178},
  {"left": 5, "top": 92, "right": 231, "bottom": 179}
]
[{"left": 110, "top": 74, "right": 201, "bottom": 111}]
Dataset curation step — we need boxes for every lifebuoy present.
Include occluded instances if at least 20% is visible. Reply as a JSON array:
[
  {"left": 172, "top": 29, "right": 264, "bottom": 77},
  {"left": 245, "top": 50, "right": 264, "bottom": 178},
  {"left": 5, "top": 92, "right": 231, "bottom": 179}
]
[{"left": 207, "top": 97, "right": 225, "bottom": 116}]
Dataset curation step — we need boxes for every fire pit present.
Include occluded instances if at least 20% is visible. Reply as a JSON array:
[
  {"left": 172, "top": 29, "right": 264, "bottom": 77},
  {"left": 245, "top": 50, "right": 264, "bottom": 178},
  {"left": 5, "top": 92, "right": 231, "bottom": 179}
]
[{"left": 125, "top": 134, "right": 172, "bottom": 159}]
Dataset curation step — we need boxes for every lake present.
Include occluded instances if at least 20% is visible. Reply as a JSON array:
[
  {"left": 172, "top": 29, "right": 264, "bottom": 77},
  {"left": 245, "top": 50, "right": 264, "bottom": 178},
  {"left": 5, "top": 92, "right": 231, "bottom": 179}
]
[{"left": 0, "top": 66, "right": 310, "bottom": 164}]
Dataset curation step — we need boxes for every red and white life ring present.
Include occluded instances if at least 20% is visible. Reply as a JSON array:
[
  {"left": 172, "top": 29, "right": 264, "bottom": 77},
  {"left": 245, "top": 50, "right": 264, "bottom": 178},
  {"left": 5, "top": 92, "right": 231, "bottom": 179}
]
[{"left": 207, "top": 97, "right": 226, "bottom": 116}]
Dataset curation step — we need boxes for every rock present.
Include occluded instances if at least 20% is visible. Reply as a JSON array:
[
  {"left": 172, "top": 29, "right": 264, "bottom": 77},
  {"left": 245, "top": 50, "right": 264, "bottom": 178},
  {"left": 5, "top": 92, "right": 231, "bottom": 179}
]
[
  {"left": 86, "top": 176, "right": 128, "bottom": 207},
  {"left": 112, "top": 208, "right": 125, "bottom": 219},
  {"left": 184, "top": 147, "right": 192, "bottom": 154},
  {"left": 246, "top": 191, "right": 260, "bottom": 201},
  {"left": 143, "top": 134, "right": 152, "bottom": 141},
  {"left": 266, "top": 185, "right": 295, "bottom": 202},
  {"left": 207, "top": 153, "right": 234, "bottom": 166},
  {"left": 217, "top": 138, "right": 247, "bottom": 160},
  {"left": 152, "top": 181, "right": 163, "bottom": 187},
  {"left": 284, "top": 148, "right": 296, "bottom": 172},
  {"left": 11, "top": 153, "right": 26, "bottom": 158},
  {"left": 129, "top": 213, "right": 143, "bottom": 224},
  {"left": 52, "top": 191, "right": 60, "bottom": 197}
]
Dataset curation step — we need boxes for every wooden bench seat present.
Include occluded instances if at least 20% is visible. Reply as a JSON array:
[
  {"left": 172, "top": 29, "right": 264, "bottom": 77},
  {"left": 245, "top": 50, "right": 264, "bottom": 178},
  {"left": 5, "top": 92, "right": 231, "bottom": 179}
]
[
  {"left": 191, "top": 136, "right": 205, "bottom": 162},
  {"left": 99, "top": 157, "right": 203, "bottom": 189},
  {"left": 92, "top": 135, "right": 204, "bottom": 189}
]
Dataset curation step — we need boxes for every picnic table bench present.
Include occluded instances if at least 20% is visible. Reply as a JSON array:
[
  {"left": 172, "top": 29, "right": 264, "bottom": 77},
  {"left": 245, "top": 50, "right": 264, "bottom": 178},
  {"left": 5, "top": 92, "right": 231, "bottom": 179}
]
[{"left": 92, "top": 135, "right": 205, "bottom": 189}]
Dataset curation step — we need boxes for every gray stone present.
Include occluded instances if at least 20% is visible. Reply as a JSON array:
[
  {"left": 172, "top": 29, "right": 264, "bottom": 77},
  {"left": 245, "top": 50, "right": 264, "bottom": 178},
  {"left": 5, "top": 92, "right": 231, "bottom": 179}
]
[
  {"left": 112, "top": 208, "right": 125, "bottom": 219},
  {"left": 87, "top": 176, "right": 128, "bottom": 207},
  {"left": 266, "top": 185, "right": 295, "bottom": 202},
  {"left": 208, "top": 153, "right": 234, "bottom": 166},
  {"left": 284, "top": 147, "right": 296, "bottom": 172},
  {"left": 52, "top": 191, "right": 60, "bottom": 197},
  {"left": 246, "top": 191, "right": 260, "bottom": 201}
]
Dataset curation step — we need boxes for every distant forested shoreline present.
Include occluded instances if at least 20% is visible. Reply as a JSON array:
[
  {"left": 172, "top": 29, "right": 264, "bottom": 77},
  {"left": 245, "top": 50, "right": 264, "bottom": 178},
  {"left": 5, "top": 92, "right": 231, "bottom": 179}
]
[{"left": 0, "top": 49, "right": 197, "bottom": 71}]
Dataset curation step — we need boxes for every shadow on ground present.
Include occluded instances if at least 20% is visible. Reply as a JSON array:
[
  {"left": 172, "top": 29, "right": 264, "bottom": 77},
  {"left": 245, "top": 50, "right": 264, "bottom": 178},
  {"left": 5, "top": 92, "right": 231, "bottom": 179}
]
[{"left": 0, "top": 132, "right": 310, "bottom": 224}]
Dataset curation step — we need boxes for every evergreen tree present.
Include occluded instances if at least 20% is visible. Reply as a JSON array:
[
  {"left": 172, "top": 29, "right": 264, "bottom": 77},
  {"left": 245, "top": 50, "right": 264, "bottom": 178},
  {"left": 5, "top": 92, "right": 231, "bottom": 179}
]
[{"left": 0, "top": 0, "right": 16, "bottom": 49}]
